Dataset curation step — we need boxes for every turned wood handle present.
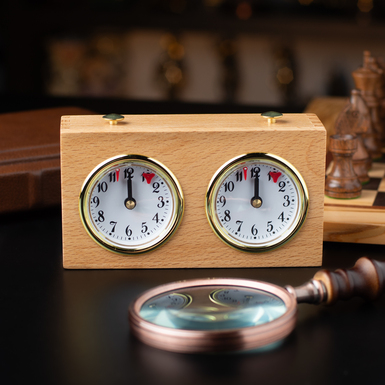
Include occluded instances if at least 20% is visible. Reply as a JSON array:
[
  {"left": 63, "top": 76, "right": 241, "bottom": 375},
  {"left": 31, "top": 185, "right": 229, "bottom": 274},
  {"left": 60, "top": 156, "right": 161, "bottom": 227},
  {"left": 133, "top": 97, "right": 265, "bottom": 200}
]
[{"left": 313, "top": 257, "right": 385, "bottom": 305}]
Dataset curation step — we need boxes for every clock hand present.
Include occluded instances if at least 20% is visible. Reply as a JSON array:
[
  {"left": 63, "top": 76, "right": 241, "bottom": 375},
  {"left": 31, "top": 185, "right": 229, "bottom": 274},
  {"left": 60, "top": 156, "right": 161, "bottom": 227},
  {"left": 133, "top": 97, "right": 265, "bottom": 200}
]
[
  {"left": 125, "top": 172, "right": 136, "bottom": 210},
  {"left": 251, "top": 174, "right": 262, "bottom": 208}
]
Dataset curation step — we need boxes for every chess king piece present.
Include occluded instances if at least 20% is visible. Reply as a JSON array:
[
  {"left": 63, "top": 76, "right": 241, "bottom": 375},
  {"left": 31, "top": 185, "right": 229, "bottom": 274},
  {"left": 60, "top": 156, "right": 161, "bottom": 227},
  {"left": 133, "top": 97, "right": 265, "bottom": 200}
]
[
  {"left": 325, "top": 134, "right": 362, "bottom": 199},
  {"left": 352, "top": 51, "right": 383, "bottom": 159},
  {"left": 374, "top": 56, "right": 385, "bottom": 141},
  {"left": 334, "top": 90, "right": 371, "bottom": 184},
  {"left": 367, "top": 55, "right": 385, "bottom": 139}
]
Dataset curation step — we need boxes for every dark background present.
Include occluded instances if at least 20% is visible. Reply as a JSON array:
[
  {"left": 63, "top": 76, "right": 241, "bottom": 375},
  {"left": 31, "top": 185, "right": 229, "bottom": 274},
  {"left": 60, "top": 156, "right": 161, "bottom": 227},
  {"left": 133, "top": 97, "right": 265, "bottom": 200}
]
[
  {"left": 1, "top": 0, "right": 385, "bottom": 107},
  {"left": 2, "top": 2, "right": 385, "bottom": 384}
]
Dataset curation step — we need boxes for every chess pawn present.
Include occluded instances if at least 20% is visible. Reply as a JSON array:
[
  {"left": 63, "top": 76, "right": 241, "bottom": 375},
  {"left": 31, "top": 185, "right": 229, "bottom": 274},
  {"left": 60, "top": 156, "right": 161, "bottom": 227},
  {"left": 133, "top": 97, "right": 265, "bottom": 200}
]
[
  {"left": 325, "top": 134, "right": 362, "bottom": 199},
  {"left": 352, "top": 51, "right": 383, "bottom": 159}
]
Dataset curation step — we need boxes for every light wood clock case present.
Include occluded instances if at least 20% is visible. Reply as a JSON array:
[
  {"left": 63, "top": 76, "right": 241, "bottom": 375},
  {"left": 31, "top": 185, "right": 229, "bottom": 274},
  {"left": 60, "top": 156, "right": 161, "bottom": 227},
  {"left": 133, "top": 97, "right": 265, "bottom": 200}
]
[{"left": 60, "top": 113, "right": 326, "bottom": 269}]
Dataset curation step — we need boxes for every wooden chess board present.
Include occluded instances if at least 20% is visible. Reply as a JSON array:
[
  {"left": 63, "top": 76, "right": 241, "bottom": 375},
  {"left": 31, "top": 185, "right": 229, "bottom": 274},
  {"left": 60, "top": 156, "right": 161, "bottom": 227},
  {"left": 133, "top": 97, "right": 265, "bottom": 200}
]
[{"left": 324, "top": 155, "right": 385, "bottom": 244}]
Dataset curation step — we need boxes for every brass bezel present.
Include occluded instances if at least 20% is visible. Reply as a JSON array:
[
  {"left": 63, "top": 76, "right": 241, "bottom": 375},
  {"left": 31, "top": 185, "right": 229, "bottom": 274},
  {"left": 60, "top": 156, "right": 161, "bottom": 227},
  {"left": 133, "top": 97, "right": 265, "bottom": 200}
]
[
  {"left": 205, "top": 153, "right": 309, "bottom": 253},
  {"left": 129, "top": 278, "right": 297, "bottom": 353},
  {"left": 79, "top": 154, "right": 184, "bottom": 255}
]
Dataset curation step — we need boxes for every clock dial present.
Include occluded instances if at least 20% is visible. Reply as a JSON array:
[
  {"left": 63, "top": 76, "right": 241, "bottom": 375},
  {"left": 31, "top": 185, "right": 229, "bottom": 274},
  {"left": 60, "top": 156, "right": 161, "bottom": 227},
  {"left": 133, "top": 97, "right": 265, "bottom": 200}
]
[
  {"left": 206, "top": 153, "right": 308, "bottom": 252},
  {"left": 79, "top": 155, "right": 184, "bottom": 254}
]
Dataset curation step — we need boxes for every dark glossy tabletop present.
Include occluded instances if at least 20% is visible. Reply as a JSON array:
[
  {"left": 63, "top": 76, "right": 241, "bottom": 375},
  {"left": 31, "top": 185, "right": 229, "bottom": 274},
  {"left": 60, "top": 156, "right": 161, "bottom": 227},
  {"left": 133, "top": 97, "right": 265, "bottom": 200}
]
[
  {"left": 2, "top": 207, "right": 385, "bottom": 385},
  {"left": 1, "top": 98, "right": 385, "bottom": 385}
]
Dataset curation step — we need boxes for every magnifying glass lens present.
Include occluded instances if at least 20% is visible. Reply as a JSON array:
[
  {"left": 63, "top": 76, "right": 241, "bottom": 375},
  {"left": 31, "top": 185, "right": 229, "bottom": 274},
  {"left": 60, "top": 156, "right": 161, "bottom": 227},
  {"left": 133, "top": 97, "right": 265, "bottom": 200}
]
[
  {"left": 132, "top": 258, "right": 385, "bottom": 353},
  {"left": 130, "top": 279, "right": 297, "bottom": 353},
  {"left": 139, "top": 285, "right": 287, "bottom": 331}
]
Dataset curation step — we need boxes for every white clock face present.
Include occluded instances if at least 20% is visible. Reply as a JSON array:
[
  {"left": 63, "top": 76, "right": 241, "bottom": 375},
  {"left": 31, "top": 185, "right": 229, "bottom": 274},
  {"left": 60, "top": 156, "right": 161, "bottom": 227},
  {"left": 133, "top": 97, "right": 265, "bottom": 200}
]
[
  {"left": 80, "top": 155, "right": 184, "bottom": 254},
  {"left": 206, "top": 153, "right": 308, "bottom": 252}
]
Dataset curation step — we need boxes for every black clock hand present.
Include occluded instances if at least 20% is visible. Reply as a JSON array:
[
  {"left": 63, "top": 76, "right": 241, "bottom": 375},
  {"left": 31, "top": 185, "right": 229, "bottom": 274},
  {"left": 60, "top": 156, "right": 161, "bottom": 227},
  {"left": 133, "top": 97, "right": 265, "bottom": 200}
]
[
  {"left": 125, "top": 173, "right": 136, "bottom": 210},
  {"left": 251, "top": 174, "right": 262, "bottom": 208}
]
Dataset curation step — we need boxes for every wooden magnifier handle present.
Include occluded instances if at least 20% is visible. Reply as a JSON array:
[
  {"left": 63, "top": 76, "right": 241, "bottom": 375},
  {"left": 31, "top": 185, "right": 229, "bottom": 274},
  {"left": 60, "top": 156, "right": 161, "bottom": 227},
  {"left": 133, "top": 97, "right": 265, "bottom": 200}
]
[
  {"left": 287, "top": 257, "right": 385, "bottom": 305},
  {"left": 314, "top": 257, "right": 385, "bottom": 305}
]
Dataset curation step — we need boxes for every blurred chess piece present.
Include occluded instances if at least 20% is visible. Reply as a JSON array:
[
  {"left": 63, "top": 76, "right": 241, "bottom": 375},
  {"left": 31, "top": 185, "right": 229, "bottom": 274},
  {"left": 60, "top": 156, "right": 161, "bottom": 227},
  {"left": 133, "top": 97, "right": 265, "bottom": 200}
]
[
  {"left": 155, "top": 33, "right": 186, "bottom": 100},
  {"left": 352, "top": 51, "right": 383, "bottom": 159},
  {"left": 374, "top": 56, "right": 385, "bottom": 142},
  {"left": 366, "top": 54, "right": 385, "bottom": 138},
  {"left": 325, "top": 134, "right": 362, "bottom": 199},
  {"left": 334, "top": 90, "right": 372, "bottom": 184},
  {"left": 217, "top": 38, "right": 239, "bottom": 103},
  {"left": 46, "top": 37, "right": 86, "bottom": 95},
  {"left": 273, "top": 45, "right": 297, "bottom": 106}
]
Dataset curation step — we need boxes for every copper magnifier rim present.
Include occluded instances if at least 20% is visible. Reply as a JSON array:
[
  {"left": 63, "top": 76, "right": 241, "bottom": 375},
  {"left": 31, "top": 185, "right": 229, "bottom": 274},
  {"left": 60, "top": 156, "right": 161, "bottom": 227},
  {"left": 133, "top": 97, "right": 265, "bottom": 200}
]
[{"left": 129, "top": 278, "right": 297, "bottom": 354}]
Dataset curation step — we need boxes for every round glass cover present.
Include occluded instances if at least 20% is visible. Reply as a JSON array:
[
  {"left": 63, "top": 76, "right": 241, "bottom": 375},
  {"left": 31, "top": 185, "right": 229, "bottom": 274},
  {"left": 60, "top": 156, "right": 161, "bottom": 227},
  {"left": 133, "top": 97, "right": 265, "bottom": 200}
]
[
  {"left": 139, "top": 285, "right": 287, "bottom": 331},
  {"left": 205, "top": 153, "right": 309, "bottom": 252},
  {"left": 79, "top": 154, "right": 184, "bottom": 254}
]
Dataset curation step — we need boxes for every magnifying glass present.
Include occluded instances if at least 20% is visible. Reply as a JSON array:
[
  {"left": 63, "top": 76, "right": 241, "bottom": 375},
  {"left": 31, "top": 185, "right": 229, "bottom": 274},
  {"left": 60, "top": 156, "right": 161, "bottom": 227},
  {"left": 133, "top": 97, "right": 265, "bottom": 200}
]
[{"left": 129, "top": 257, "right": 385, "bottom": 353}]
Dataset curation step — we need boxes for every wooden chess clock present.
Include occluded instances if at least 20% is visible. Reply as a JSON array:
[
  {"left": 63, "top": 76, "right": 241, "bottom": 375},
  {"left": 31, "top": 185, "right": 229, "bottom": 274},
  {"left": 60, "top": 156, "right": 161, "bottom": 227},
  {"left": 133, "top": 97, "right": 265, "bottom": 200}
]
[{"left": 60, "top": 113, "right": 326, "bottom": 269}]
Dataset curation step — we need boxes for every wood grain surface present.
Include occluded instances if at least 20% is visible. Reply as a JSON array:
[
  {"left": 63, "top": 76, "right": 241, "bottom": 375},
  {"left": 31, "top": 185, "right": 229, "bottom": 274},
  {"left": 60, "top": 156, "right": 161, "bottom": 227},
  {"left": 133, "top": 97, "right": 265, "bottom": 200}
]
[{"left": 61, "top": 113, "right": 326, "bottom": 268}]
